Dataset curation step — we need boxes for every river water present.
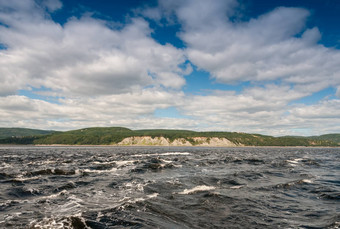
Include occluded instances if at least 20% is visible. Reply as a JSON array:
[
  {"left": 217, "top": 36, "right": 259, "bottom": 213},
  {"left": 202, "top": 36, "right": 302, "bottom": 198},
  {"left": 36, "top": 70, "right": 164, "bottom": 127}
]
[{"left": 0, "top": 146, "right": 339, "bottom": 228}]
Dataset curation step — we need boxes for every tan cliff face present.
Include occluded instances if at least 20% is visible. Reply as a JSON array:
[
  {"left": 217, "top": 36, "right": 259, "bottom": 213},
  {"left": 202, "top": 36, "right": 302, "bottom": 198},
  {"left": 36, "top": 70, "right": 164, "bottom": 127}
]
[
  {"left": 116, "top": 136, "right": 237, "bottom": 147},
  {"left": 191, "top": 137, "right": 237, "bottom": 147},
  {"left": 118, "top": 136, "right": 170, "bottom": 146}
]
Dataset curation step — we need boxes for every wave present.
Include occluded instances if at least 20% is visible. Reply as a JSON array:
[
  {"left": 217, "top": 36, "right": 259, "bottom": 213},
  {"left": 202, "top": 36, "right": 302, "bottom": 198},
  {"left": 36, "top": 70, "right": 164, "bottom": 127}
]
[
  {"left": 7, "top": 187, "right": 42, "bottom": 198},
  {"left": 26, "top": 169, "right": 76, "bottom": 177},
  {"left": 29, "top": 214, "right": 89, "bottom": 229},
  {"left": 177, "top": 185, "right": 216, "bottom": 195},
  {"left": 131, "top": 152, "right": 191, "bottom": 157},
  {"left": 1, "top": 146, "right": 339, "bottom": 228},
  {"left": 130, "top": 158, "right": 176, "bottom": 173},
  {"left": 286, "top": 158, "right": 320, "bottom": 167},
  {"left": 128, "top": 192, "right": 159, "bottom": 203},
  {"left": 319, "top": 192, "right": 340, "bottom": 200},
  {"left": 81, "top": 168, "right": 117, "bottom": 174},
  {"left": 272, "top": 179, "right": 314, "bottom": 190},
  {"left": 0, "top": 172, "right": 14, "bottom": 180}
]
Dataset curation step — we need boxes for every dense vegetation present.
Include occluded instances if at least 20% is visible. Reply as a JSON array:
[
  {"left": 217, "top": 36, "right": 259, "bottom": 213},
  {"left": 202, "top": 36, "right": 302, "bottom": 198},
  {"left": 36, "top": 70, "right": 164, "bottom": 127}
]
[
  {"left": 0, "top": 128, "right": 55, "bottom": 139},
  {"left": 310, "top": 134, "right": 340, "bottom": 144},
  {"left": 0, "top": 127, "right": 338, "bottom": 146},
  {"left": 33, "top": 127, "right": 133, "bottom": 145}
]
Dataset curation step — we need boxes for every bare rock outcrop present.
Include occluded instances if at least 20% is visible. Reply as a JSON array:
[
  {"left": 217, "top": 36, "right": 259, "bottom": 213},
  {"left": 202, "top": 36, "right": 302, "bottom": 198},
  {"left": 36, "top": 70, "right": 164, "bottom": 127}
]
[{"left": 116, "top": 136, "right": 237, "bottom": 147}]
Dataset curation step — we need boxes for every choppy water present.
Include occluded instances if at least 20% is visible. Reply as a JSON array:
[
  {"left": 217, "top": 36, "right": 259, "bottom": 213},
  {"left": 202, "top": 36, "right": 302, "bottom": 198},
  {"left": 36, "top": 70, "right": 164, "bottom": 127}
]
[{"left": 0, "top": 146, "right": 339, "bottom": 228}]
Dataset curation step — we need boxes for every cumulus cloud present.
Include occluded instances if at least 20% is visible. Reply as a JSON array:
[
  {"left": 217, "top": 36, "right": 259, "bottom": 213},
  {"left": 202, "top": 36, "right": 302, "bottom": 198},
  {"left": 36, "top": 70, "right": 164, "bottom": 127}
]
[
  {"left": 136, "top": 0, "right": 340, "bottom": 135},
  {"left": 40, "top": 0, "right": 63, "bottom": 12},
  {"left": 153, "top": 0, "right": 340, "bottom": 95},
  {"left": 0, "top": 0, "right": 188, "bottom": 97},
  {"left": 0, "top": 88, "right": 191, "bottom": 130},
  {"left": 0, "top": 0, "right": 193, "bottom": 131},
  {"left": 0, "top": 0, "right": 340, "bottom": 136},
  {"left": 177, "top": 86, "right": 340, "bottom": 135},
  {"left": 178, "top": 85, "right": 305, "bottom": 133},
  {"left": 286, "top": 99, "right": 340, "bottom": 135}
]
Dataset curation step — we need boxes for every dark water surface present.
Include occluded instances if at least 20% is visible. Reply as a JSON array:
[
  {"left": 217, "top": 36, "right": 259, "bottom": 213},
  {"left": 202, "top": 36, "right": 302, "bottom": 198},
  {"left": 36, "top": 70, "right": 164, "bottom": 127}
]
[{"left": 0, "top": 146, "right": 339, "bottom": 228}]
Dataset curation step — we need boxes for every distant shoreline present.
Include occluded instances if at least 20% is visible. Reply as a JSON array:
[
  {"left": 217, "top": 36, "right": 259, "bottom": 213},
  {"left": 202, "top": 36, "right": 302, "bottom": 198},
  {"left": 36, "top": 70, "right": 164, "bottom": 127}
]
[
  {"left": 1, "top": 127, "right": 339, "bottom": 147},
  {"left": 0, "top": 144, "right": 339, "bottom": 148}
]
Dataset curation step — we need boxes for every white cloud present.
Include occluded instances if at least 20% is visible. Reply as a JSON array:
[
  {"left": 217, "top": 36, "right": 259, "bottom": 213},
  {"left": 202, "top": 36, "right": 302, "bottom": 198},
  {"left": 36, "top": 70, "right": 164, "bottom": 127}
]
[
  {"left": 337, "top": 87, "right": 340, "bottom": 97},
  {"left": 40, "top": 0, "right": 63, "bottom": 12},
  {"left": 0, "top": 0, "right": 193, "bottom": 131},
  {"left": 179, "top": 86, "right": 306, "bottom": 133},
  {"left": 0, "top": 0, "right": 339, "bottom": 136},
  {"left": 133, "top": 0, "right": 340, "bottom": 135},
  {"left": 39, "top": 87, "right": 336, "bottom": 135},
  {"left": 289, "top": 100, "right": 340, "bottom": 119},
  {"left": 177, "top": 86, "right": 340, "bottom": 135},
  {"left": 155, "top": 0, "right": 340, "bottom": 95},
  {"left": 0, "top": 1, "right": 188, "bottom": 97},
  {"left": 0, "top": 88, "right": 190, "bottom": 130},
  {"left": 285, "top": 99, "right": 340, "bottom": 135}
]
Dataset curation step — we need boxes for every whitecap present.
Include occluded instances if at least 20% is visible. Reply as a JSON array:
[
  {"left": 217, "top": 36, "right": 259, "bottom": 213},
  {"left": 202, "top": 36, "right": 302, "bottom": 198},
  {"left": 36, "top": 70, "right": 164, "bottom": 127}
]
[
  {"left": 82, "top": 168, "right": 117, "bottom": 174},
  {"left": 37, "top": 190, "right": 69, "bottom": 201},
  {"left": 287, "top": 158, "right": 303, "bottom": 166},
  {"left": 301, "top": 179, "right": 313, "bottom": 184},
  {"left": 147, "top": 193, "right": 159, "bottom": 198},
  {"left": 128, "top": 193, "right": 159, "bottom": 203},
  {"left": 177, "top": 185, "right": 216, "bottom": 195},
  {"left": 93, "top": 161, "right": 115, "bottom": 165},
  {"left": 114, "top": 160, "right": 136, "bottom": 167},
  {"left": 0, "top": 199, "right": 27, "bottom": 208},
  {"left": 230, "top": 185, "right": 244, "bottom": 189},
  {"left": 160, "top": 152, "right": 191, "bottom": 156},
  {"left": 13, "top": 175, "right": 41, "bottom": 182},
  {"left": 29, "top": 214, "right": 90, "bottom": 229},
  {"left": 0, "top": 162, "right": 11, "bottom": 169},
  {"left": 132, "top": 152, "right": 191, "bottom": 157},
  {"left": 124, "top": 182, "right": 145, "bottom": 192},
  {"left": 160, "top": 159, "right": 173, "bottom": 164}
]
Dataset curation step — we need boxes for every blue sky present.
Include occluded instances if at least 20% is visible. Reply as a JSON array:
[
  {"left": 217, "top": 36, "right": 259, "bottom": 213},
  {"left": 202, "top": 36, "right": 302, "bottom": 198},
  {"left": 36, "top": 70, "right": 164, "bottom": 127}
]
[{"left": 0, "top": 0, "right": 340, "bottom": 136}]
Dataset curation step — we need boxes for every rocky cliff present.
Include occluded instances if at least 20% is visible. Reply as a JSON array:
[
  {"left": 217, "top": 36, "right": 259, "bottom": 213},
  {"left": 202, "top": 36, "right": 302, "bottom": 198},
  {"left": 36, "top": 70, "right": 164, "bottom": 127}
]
[{"left": 116, "top": 136, "right": 238, "bottom": 147}]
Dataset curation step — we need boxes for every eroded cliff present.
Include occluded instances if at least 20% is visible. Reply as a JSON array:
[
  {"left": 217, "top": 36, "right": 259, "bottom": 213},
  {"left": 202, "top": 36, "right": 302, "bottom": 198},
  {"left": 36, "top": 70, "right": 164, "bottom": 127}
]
[{"left": 116, "top": 136, "right": 238, "bottom": 147}]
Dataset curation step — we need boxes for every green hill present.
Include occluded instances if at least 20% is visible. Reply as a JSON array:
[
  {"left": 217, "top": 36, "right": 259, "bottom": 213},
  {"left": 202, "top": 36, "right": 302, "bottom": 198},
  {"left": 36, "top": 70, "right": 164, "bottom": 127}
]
[
  {"left": 0, "top": 128, "right": 55, "bottom": 139},
  {"left": 34, "top": 127, "right": 133, "bottom": 145},
  {"left": 309, "top": 134, "right": 340, "bottom": 144},
  {"left": 0, "top": 127, "right": 338, "bottom": 146}
]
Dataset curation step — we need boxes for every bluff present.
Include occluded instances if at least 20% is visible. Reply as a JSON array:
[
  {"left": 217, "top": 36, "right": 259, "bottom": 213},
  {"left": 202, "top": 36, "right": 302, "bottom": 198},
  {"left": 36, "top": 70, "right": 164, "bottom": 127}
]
[
  {"left": 1, "top": 127, "right": 338, "bottom": 147},
  {"left": 116, "top": 136, "right": 238, "bottom": 147}
]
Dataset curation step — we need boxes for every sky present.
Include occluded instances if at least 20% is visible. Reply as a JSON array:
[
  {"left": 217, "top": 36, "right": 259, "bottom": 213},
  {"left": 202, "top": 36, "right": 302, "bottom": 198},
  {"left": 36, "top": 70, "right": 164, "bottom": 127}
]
[{"left": 0, "top": 0, "right": 340, "bottom": 136}]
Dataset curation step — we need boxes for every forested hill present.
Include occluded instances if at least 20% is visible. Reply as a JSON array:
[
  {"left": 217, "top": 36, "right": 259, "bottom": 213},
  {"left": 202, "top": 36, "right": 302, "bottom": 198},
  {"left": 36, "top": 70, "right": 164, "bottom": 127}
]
[
  {"left": 310, "top": 134, "right": 340, "bottom": 144},
  {"left": 0, "top": 127, "right": 339, "bottom": 146},
  {"left": 0, "top": 128, "right": 55, "bottom": 140}
]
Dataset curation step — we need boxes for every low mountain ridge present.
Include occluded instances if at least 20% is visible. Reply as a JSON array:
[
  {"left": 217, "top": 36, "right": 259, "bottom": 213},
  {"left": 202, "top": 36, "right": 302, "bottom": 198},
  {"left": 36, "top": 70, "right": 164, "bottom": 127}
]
[
  {"left": 0, "top": 127, "right": 338, "bottom": 146},
  {"left": 310, "top": 134, "right": 340, "bottom": 144},
  {"left": 0, "top": 128, "right": 56, "bottom": 139}
]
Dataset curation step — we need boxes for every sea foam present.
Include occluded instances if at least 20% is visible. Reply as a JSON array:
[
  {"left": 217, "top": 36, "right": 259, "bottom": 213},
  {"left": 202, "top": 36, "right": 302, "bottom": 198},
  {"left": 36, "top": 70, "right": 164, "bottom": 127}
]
[{"left": 177, "top": 185, "right": 216, "bottom": 194}]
